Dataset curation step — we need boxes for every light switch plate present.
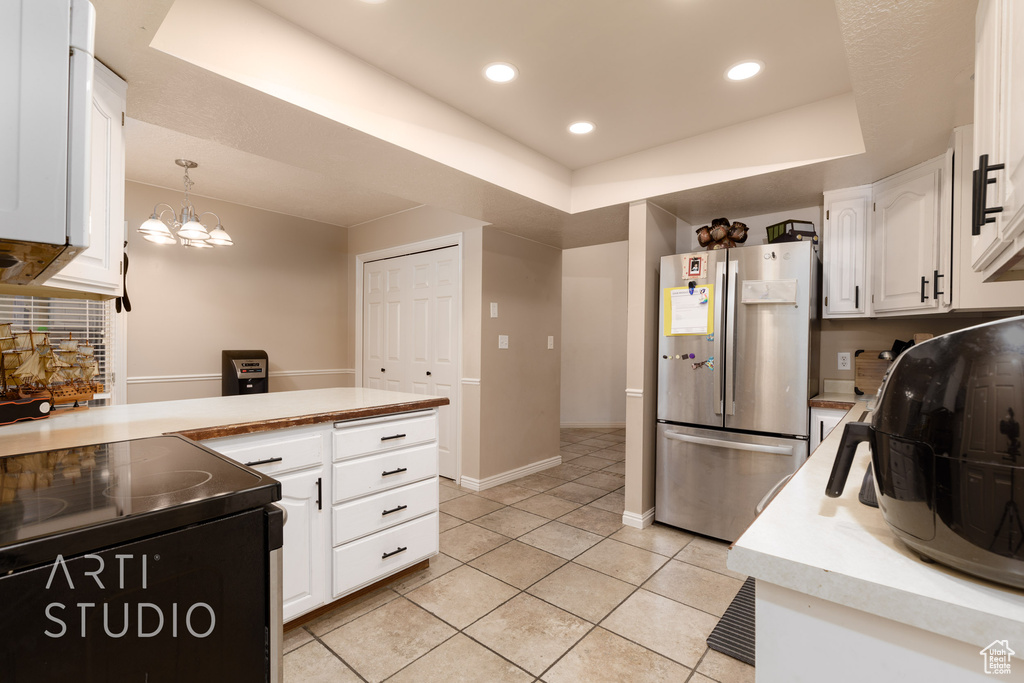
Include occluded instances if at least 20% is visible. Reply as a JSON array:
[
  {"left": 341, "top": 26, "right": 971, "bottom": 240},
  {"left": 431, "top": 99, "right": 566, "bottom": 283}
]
[
  {"left": 547, "top": 335, "right": 554, "bottom": 349},
  {"left": 498, "top": 335, "right": 509, "bottom": 349},
  {"left": 490, "top": 302, "right": 498, "bottom": 318}
]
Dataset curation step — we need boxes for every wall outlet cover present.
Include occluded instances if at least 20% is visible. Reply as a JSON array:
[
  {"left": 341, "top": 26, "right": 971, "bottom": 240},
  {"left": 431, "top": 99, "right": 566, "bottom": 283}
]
[
  {"left": 547, "top": 335, "right": 554, "bottom": 350},
  {"left": 490, "top": 302, "right": 498, "bottom": 318},
  {"left": 498, "top": 335, "right": 509, "bottom": 349},
  {"left": 838, "top": 352, "right": 851, "bottom": 370}
]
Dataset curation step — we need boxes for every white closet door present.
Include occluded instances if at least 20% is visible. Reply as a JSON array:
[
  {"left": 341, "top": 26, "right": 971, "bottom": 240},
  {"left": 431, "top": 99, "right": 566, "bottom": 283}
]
[{"left": 362, "top": 246, "right": 460, "bottom": 479}]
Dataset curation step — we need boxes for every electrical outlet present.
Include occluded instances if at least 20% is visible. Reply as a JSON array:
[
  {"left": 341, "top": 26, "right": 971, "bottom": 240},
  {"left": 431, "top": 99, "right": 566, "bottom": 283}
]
[
  {"left": 838, "top": 352, "right": 851, "bottom": 370},
  {"left": 547, "top": 335, "right": 554, "bottom": 350},
  {"left": 498, "top": 335, "right": 509, "bottom": 349}
]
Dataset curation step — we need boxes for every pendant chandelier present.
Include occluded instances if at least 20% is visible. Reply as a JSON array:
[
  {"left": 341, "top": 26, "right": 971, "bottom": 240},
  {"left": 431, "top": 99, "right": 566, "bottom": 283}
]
[{"left": 137, "top": 159, "right": 234, "bottom": 248}]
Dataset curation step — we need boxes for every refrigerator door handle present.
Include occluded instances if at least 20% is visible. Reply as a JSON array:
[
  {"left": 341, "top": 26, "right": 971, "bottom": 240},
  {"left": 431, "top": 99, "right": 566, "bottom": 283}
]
[
  {"left": 756, "top": 474, "right": 794, "bottom": 514},
  {"left": 713, "top": 261, "right": 726, "bottom": 415},
  {"left": 725, "top": 267, "right": 739, "bottom": 415},
  {"left": 663, "top": 430, "right": 797, "bottom": 456}
]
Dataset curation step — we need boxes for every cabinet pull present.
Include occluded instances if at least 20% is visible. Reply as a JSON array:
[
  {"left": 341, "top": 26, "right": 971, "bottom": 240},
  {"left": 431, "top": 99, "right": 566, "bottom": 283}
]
[
  {"left": 382, "top": 504, "right": 408, "bottom": 517},
  {"left": 380, "top": 433, "right": 407, "bottom": 442},
  {"left": 920, "top": 276, "right": 929, "bottom": 303},
  {"left": 820, "top": 421, "right": 825, "bottom": 442},
  {"left": 382, "top": 546, "right": 408, "bottom": 559},
  {"left": 382, "top": 467, "right": 408, "bottom": 477},
  {"left": 243, "top": 456, "right": 283, "bottom": 467},
  {"left": 933, "top": 270, "right": 944, "bottom": 300},
  {"left": 854, "top": 285, "right": 859, "bottom": 309},
  {"left": 316, "top": 477, "right": 322, "bottom": 511},
  {"left": 972, "top": 154, "right": 1005, "bottom": 235}
]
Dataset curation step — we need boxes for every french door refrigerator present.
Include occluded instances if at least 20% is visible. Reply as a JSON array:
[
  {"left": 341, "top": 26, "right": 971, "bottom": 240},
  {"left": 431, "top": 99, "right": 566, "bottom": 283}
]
[{"left": 656, "top": 240, "right": 820, "bottom": 542}]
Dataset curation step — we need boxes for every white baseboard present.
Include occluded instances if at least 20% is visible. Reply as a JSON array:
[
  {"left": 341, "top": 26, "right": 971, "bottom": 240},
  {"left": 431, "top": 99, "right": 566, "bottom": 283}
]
[
  {"left": 622, "top": 508, "right": 655, "bottom": 529},
  {"left": 559, "top": 422, "right": 626, "bottom": 429},
  {"left": 459, "top": 455, "right": 562, "bottom": 492}
]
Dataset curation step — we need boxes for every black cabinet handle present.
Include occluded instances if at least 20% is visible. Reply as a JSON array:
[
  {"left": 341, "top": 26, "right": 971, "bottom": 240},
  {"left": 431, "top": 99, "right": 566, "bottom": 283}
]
[
  {"left": 973, "top": 154, "right": 1005, "bottom": 235},
  {"left": 920, "top": 275, "right": 929, "bottom": 303},
  {"left": 820, "top": 421, "right": 825, "bottom": 442},
  {"left": 382, "top": 504, "right": 408, "bottom": 517},
  {"left": 854, "top": 285, "right": 859, "bottom": 310},
  {"left": 244, "top": 456, "right": 283, "bottom": 467},
  {"left": 315, "top": 477, "right": 322, "bottom": 511},
  {"left": 382, "top": 467, "right": 408, "bottom": 477},
  {"left": 933, "top": 270, "right": 944, "bottom": 300},
  {"left": 381, "top": 433, "right": 407, "bottom": 442},
  {"left": 382, "top": 546, "right": 408, "bottom": 559},
  {"left": 381, "top": 368, "right": 386, "bottom": 373},
  {"left": 426, "top": 371, "right": 432, "bottom": 376}
]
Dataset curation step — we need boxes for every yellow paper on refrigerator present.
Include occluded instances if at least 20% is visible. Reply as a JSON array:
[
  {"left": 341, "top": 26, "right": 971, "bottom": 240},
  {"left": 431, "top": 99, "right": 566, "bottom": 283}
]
[{"left": 663, "top": 285, "right": 714, "bottom": 336}]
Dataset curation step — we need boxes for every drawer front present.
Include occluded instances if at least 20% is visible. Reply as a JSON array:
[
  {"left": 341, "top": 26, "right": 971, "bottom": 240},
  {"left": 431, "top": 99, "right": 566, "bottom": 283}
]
[
  {"left": 204, "top": 429, "right": 325, "bottom": 476},
  {"left": 333, "top": 412, "right": 436, "bottom": 461},
  {"left": 333, "top": 512, "right": 439, "bottom": 598},
  {"left": 332, "top": 477, "right": 439, "bottom": 546},
  {"left": 333, "top": 442, "right": 437, "bottom": 503}
]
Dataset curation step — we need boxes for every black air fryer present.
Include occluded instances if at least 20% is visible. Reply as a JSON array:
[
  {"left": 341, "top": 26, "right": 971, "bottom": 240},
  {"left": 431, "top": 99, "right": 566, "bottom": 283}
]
[{"left": 826, "top": 316, "right": 1024, "bottom": 589}]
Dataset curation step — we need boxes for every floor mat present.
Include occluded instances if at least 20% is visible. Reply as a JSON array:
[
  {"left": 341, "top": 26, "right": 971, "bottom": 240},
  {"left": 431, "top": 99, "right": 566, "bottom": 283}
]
[{"left": 706, "top": 575, "right": 755, "bottom": 666}]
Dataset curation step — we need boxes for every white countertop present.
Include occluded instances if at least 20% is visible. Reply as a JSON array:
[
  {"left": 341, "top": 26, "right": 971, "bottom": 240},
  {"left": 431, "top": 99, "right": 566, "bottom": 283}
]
[
  {"left": 0, "top": 388, "right": 442, "bottom": 457},
  {"left": 729, "top": 405, "right": 1024, "bottom": 648}
]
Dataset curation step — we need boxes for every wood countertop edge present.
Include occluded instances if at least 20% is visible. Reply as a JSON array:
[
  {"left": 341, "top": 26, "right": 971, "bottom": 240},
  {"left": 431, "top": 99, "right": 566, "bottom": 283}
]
[
  {"left": 173, "top": 397, "right": 450, "bottom": 441},
  {"left": 808, "top": 398, "right": 858, "bottom": 410}
]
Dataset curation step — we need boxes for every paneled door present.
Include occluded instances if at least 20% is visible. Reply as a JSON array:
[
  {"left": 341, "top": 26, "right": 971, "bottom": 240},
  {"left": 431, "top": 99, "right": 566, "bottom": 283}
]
[{"left": 363, "top": 246, "right": 459, "bottom": 479}]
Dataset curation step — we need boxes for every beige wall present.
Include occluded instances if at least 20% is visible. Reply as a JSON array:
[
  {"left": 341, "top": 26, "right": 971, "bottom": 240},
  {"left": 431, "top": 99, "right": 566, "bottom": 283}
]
[
  {"left": 347, "top": 205, "right": 486, "bottom": 480},
  {"left": 819, "top": 314, "right": 1015, "bottom": 392},
  {"left": 480, "top": 229, "right": 562, "bottom": 480},
  {"left": 124, "top": 181, "right": 350, "bottom": 403},
  {"left": 560, "top": 241, "right": 628, "bottom": 427},
  {"left": 624, "top": 201, "right": 677, "bottom": 525}
]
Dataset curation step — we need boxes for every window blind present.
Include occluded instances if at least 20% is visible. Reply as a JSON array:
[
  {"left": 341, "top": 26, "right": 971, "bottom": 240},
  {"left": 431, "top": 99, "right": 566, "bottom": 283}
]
[{"left": 0, "top": 295, "right": 116, "bottom": 405}]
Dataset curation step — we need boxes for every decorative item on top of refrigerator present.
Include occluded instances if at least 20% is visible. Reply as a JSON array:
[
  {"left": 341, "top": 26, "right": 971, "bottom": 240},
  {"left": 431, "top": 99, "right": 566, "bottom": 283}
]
[{"left": 655, "top": 241, "right": 820, "bottom": 542}]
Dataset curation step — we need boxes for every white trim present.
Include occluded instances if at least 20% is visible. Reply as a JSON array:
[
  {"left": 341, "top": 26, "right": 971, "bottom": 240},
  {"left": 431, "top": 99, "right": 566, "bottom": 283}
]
[
  {"left": 126, "top": 369, "right": 354, "bottom": 385},
  {"left": 458, "top": 455, "right": 561, "bottom": 492},
  {"left": 622, "top": 508, "right": 655, "bottom": 529},
  {"left": 560, "top": 422, "right": 626, "bottom": 429},
  {"left": 625, "top": 388, "right": 644, "bottom": 398},
  {"left": 355, "top": 232, "right": 464, "bottom": 483},
  {"left": 461, "top": 377, "right": 481, "bottom": 386}
]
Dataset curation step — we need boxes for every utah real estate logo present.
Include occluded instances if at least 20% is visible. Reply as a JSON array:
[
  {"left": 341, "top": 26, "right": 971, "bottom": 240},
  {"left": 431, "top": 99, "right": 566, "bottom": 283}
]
[{"left": 980, "top": 640, "right": 1014, "bottom": 676}]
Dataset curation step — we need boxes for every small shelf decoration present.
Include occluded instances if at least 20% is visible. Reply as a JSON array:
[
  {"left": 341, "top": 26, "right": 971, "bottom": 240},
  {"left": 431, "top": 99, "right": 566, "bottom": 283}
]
[{"left": 696, "top": 218, "right": 749, "bottom": 250}]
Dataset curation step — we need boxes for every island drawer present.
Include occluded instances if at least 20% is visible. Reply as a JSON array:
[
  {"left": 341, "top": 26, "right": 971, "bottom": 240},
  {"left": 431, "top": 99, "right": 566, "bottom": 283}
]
[
  {"left": 332, "top": 477, "right": 438, "bottom": 546},
  {"left": 332, "top": 512, "right": 438, "bottom": 598},
  {"left": 332, "top": 442, "right": 437, "bottom": 503},
  {"left": 203, "top": 427, "right": 326, "bottom": 476},
  {"left": 333, "top": 411, "right": 436, "bottom": 461}
]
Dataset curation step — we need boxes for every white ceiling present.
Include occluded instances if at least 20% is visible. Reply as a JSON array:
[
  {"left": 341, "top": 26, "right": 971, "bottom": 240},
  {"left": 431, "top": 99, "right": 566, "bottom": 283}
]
[{"left": 92, "top": 0, "right": 977, "bottom": 248}]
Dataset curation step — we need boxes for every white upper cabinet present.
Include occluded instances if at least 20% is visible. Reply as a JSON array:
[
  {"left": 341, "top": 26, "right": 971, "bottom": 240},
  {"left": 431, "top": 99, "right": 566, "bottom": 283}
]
[
  {"left": 971, "top": 0, "right": 1024, "bottom": 280},
  {"left": 871, "top": 155, "right": 950, "bottom": 314},
  {"left": 47, "top": 61, "right": 126, "bottom": 297},
  {"left": 823, "top": 186, "right": 871, "bottom": 318}
]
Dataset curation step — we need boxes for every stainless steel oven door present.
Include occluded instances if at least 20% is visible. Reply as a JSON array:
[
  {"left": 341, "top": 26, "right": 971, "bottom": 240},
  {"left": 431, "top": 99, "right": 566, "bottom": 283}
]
[{"left": 655, "top": 423, "right": 808, "bottom": 542}]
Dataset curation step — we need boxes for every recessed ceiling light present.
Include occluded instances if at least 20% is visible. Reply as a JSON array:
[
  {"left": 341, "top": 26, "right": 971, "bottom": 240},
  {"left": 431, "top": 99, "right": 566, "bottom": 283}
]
[
  {"left": 484, "top": 62, "right": 518, "bottom": 83},
  {"left": 726, "top": 60, "right": 763, "bottom": 81},
  {"left": 568, "top": 121, "right": 595, "bottom": 135}
]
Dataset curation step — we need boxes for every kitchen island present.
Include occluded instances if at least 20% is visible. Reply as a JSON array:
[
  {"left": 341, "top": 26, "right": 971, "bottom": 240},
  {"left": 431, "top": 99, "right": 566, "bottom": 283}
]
[
  {"left": 0, "top": 387, "right": 447, "bottom": 456},
  {"left": 729, "top": 406, "right": 1024, "bottom": 682},
  {"left": 0, "top": 387, "right": 449, "bottom": 625}
]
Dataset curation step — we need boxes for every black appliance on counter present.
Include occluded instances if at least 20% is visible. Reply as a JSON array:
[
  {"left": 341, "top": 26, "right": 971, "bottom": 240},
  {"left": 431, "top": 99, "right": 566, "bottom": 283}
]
[
  {"left": 0, "top": 436, "right": 283, "bottom": 682},
  {"left": 223, "top": 349, "right": 269, "bottom": 395},
  {"left": 826, "top": 316, "right": 1024, "bottom": 589}
]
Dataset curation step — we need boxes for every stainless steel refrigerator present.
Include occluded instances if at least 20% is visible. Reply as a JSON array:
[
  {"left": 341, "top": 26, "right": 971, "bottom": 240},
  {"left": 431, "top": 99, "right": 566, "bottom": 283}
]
[{"left": 655, "top": 240, "right": 820, "bottom": 542}]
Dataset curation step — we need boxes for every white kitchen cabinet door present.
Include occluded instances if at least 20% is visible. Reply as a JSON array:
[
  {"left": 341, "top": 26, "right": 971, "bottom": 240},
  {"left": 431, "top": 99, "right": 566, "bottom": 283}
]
[
  {"left": 823, "top": 187, "right": 871, "bottom": 318},
  {"left": 362, "top": 247, "right": 459, "bottom": 479},
  {"left": 871, "top": 156, "right": 947, "bottom": 314},
  {"left": 275, "top": 467, "right": 327, "bottom": 622},
  {"left": 810, "top": 407, "right": 848, "bottom": 453},
  {"left": 48, "top": 61, "right": 126, "bottom": 296},
  {"left": 971, "top": 0, "right": 1024, "bottom": 279}
]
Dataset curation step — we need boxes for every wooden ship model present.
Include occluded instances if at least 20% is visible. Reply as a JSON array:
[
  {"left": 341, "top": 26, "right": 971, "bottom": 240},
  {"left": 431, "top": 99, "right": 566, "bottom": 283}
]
[{"left": 0, "top": 323, "right": 104, "bottom": 426}]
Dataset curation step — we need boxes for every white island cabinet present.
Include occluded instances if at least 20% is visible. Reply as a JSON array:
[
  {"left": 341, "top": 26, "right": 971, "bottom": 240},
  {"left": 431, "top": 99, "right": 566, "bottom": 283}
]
[{"left": 730, "top": 407, "right": 1024, "bottom": 683}]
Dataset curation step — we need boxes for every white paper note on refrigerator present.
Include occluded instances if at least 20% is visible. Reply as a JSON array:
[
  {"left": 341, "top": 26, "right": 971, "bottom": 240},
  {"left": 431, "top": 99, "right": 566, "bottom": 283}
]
[{"left": 665, "top": 285, "right": 713, "bottom": 335}]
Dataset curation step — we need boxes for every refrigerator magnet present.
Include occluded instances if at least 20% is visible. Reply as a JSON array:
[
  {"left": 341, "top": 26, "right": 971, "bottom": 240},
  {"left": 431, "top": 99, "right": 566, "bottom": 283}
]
[{"left": 687, "top": 255, "right": 706, "bottom": 278}]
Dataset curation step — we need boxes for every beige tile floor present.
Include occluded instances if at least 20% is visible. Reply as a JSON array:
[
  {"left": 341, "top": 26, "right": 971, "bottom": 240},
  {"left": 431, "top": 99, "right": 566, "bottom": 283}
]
[{"left": 283, "top": 428, "right": 755, "bottom": 683}]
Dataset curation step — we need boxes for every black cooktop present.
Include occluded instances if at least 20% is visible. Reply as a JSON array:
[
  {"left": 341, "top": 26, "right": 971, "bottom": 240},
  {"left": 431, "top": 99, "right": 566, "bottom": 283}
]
[{"left": 0, "top": 435, "right": 280, "bottom": 573}]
